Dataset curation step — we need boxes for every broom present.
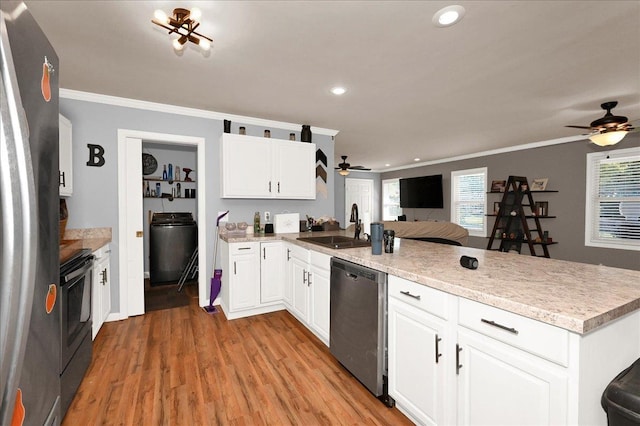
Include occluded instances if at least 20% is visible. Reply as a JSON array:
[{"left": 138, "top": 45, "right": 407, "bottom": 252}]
[{"left": 203, "top": 210, "right": 229, "bottom": 313}]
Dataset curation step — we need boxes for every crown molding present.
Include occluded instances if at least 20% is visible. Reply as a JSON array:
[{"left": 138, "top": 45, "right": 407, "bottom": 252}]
[
  {"left": 59, "top": 88, "right": 340, "bottom": 137},
  {"left": 376, "top": 134, "right": 588, "bottom": 173}
]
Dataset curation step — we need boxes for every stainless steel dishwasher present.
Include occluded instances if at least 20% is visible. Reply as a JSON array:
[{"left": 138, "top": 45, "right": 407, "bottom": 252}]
[{"left": 330, "top": 258, "right": 394, "bottom": 407}]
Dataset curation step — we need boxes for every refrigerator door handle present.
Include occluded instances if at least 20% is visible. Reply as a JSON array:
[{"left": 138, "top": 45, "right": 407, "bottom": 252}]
[{"left": 0, "top": 14, "right": 39, "bottom": 424}]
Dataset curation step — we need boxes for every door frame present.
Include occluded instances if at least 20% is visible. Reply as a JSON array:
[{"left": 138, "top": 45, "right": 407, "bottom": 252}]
[{"left": 117, "top": 129, "right": 207, "bottom": 318}]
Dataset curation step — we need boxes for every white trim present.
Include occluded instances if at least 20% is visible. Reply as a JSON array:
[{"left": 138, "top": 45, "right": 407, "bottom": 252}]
[
  {"left": 117, "top": 129, "right": 209, "bottom": 319},
  {"left": 378, "top": 135, "right": 587, "bottom": 173},
  {"left": 60, "top": 88, "right": 339, "bottom": 137}
]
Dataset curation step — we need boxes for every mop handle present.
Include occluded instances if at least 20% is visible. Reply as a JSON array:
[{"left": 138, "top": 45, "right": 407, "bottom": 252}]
[{"left": 212, "top": 211, "right": 230, "bottom": 275}]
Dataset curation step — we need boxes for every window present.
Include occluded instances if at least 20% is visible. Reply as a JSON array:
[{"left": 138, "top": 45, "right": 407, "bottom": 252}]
[
  {"left": 585, "top": 147, "right": 640, "bottom": 251},
  {"left": 451, "top": 168, "right": 487, "bottom": 237},
  {"left": 382, "top": 178, "right": 402, "bottom": 221}
]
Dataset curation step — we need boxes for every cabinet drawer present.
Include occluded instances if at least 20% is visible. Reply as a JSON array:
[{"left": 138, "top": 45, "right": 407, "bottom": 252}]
[
  {"left": 287, "top": 243, "right": 309, "bottom": 262},
  {"left": 230, "top": 242, "right": 259, "bottom": 255},
  {"left": 310, "top": 250, "right": 330, "bottom": 270},
  {"left": 388, "top": 275, "right": 450, "bottom": 320},
  {"left": 458, "top": 297, "right": 569, "bottom": 366},
  {"left": 93, "top": 243, "right": 110, "bottom": 260}
]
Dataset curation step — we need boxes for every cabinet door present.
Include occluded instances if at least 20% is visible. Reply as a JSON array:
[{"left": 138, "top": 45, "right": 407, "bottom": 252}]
[
  {"left": 290, "top": 255, "right": 309, "bottom": 321},
  {"left": 229, "top": 248, "right": 260, "bottom": 311},
  {"left": 456, "top": 328, "right": 568, "bottom": 425},
  {"left": 283, "top": 245, "right": 294, "bottom": 307},
  {"left": 221, "top": 135, "right": 272, "bottom": 198},
  {"left": 273, "top": 141, "right": 315, "bottom": 199},
  {"left": 91, "top": 262, "right": 102, "bottom": 340},
  {"left": 308, "top": 252, "right": 331, "bottom": 344},
  {"left": 59, "top": 114, "right": 72, "bottom": 197},
  {"left": 100, "top": 254, "right": 111, "bottom": 325},
  {"left": 388, "top": 297, "right": 447, "bottom": 426},
  {"left": 260, "top": 241, "right": 284, "bottom": 303}
]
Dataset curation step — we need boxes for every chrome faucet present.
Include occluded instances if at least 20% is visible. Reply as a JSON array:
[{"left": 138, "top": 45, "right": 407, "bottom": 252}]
[{"left": 350, "top": 203, "right": 362, "bottom": 239}]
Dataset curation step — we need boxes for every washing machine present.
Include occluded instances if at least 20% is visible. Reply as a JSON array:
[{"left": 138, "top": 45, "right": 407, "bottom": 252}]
[{"left": 149, "top": 212, "right": 197, "bottom": 286}]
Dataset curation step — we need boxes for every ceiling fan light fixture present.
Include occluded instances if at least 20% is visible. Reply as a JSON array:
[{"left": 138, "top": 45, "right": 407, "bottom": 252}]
[
  {"left": 589, "top": 130, "right": 629, "bottom": 147},
  {"left": 339, "top": 169, "right": 350, "bottom": 176},
  {"left": 331, "top": 87, "right": 346, "bottom": 95},
  {"left": 433, "top": 5, "right": 465, "bottom": 27}
]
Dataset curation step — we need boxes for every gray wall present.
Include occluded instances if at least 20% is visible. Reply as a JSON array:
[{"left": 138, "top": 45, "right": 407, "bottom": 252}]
[
  {"left": 382, "top": 134, "right": 640, "bottom": 271},
  {"left": 60, "top": 98, "right": 334, "bottom": 311}
]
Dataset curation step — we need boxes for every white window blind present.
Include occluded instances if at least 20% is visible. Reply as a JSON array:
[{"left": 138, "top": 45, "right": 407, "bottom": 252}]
[
  {"left": 585, "top": 147, "right": 640, "bottom": 251},
  {"left": 451, "top": 168, "right": 487, "bottom": 237}
]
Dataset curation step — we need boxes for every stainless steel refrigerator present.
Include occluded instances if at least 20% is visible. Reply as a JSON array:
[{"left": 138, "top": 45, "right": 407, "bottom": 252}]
[{"left": 1, "top": 1, "right": 61, "bottom": 425}]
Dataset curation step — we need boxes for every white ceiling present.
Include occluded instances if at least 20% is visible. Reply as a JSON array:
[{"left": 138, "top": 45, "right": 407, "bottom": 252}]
[{"left": 24, "top": 1, "right": 640, "bottom": 171}]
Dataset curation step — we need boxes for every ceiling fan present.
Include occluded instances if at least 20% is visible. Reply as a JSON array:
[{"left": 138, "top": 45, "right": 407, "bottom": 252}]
[
  {"left": 335, "top": 155, "right": 371, "bottom": 176},
  {"left": 566, "top": 101, "right": 638, "bottom": 146}
]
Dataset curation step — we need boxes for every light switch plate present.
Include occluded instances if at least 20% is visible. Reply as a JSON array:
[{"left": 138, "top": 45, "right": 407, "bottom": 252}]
[{"left": 264, "top": 211, "right": 271, "bottom": 222}]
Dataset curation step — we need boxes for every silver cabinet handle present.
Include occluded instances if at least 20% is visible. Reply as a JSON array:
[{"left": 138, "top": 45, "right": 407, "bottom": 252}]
[
  {"left": 269, "top": 181, "right": 272, "bottom": 193},
  {"left": 456, "top": 344, "right": 463, "bottom": 375},
  {"left": 303, "top": 270, "right": 307, "bottom": 284},
  {"left": 308, "top": 271, "right": 312, "bottom": 286},
  {"left": 263, "top": 247, "right": 266, "bottom": 259},
  {"left": 400, "top": 290, "right": 421, "bottom": 300},
  {"left": 287, "top": 248, "right": 291, "bottom": 261},
  {"left": 234, "top": 261, "right": 237, "bottom": 275},
  {"left": 238, "top": 247, "right": 251, "bottom": 250},
  {"left": 435, "top": 334, "right": 442, "bottom": 363},
  {"left": 481, "top": 318, "right": 519, "bottom": 335},
  {"left": 277, "top": 182, "right": 280, "bottom": 193},
  {"left": 60, "top": 170, "right": 66, "bottom": 187}
]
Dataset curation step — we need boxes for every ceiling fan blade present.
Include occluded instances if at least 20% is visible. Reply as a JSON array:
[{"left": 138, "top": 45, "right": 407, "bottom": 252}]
[
  {"left": 349, "top": 166, "right": 371, "bottom": 171},
  {"left": 565, "top": 125, "right": 591, "bottom": 129}
]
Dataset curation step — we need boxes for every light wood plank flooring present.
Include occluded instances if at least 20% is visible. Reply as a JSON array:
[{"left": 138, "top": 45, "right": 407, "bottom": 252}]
[{"left": 63, "top": 289, "right": 412, "bottom": 425}]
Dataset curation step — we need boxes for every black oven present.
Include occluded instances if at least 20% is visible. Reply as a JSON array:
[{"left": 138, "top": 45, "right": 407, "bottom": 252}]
[{"left": 59, "top": 248, "right": 94, "bottom": 415}]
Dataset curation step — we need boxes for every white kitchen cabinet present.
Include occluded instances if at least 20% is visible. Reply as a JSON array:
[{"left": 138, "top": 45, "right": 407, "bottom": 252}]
[
  {"left": 220, "top": 133, "right": 315, "bottom": 199},
  {"left": 287, "top": 244, "right": 310, "bottom": 322},
  {"left": 219, "top": 240, "right": 285, "bottom": 320},
  {"left": 456, "top": 327, "right": 568, "bottom": 425},
  {"left": 260, "top": 241, "right": 285, "bottom": 303},
  {"left": 91, "top": 243, "right": 111, "bottom": 340},
  {"left": 308, "top": 251, "right": 331, "bottom": 344},
  {"left": 59, "top": 114, "right": 73, "bottom": 197},
  {"left": 388, "top": 275, "right": 453, "bottom": 426}
]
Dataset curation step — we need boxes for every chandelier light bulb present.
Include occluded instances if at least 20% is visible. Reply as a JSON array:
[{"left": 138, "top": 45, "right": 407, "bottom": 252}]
[
  {"left": 154, "top": 9, "right": 169, "bottom": 24},
  {"left": 199, "top": 38, "right": 211, "bottom": 51},
  {"left": 173, "top": 37, "right": 186, "bottom": 51},
  {"left": 190, "top": 7, "right": 202, "bottom": 21}
]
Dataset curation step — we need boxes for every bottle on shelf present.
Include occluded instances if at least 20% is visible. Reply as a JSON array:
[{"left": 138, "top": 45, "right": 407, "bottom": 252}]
[
  {"left": 168, "top": 163, "right": 173, "bottom": 181},
  {"left": 254, "top": 211, "right": 261, "bottom": 234},
  {"left": 145, "top": 181, "right": 150, "bottom": 197},
  {"left": 162, "top": 165, "right": 167, "bottom": 180}
]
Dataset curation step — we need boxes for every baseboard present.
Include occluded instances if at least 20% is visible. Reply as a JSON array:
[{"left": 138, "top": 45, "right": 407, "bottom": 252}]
[{"left": 106, "top": 312, "right": 128, "bottom": 322}]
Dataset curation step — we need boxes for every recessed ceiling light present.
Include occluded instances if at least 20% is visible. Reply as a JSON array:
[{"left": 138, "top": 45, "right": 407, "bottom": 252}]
[
  {"left": 331, "top": 87, "right": 346, "bottom": 95},
  {"left": 432, "top": 5, "right": 465, "bottom": 27},
  {"left": 414, "top": 158, "right": 420, "bottom": 162},
  {"left": 385, "top": 163, "right": 391, "bottom": 167}
]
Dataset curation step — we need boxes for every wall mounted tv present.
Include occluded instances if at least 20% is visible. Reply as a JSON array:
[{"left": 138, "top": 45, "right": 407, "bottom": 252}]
[{"left": 399, "top": 174, "right": 444, "bottom": 208}]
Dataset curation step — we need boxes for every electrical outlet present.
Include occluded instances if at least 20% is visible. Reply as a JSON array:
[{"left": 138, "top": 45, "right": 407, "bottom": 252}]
[{"left": 264, "top": 211, "right": 271, "bottom": 222}]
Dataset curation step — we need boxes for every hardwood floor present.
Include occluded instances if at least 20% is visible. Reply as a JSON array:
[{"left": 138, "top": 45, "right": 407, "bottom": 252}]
[{"left": 63, "top": 289, "right": 413, "bottom": 425}]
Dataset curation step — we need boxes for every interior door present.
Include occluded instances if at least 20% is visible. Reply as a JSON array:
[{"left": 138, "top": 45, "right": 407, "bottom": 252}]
[
  {"left": 123, "top": 137, "right": 145, "bottom": 316},
  {"left": 345, "top": 178, "right": 374, "bottom": 234}
]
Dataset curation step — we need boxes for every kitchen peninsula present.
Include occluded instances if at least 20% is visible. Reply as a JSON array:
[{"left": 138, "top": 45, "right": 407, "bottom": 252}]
[{"left": 221, "top": 230, "right": 640, "bottom": 425}]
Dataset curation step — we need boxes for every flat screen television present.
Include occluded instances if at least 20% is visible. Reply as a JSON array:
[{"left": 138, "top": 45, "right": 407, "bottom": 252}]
[{"left": 399, "top": 174, "right": 444, "bottom": 208}]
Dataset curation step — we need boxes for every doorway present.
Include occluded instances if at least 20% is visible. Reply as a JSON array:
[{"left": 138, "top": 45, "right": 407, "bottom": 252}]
[
  {"left": 345, "top": 178, "right": 374, "bottom": 234},
  {"left": 117, "top": 130, "right": 207, "bottom": 318}
]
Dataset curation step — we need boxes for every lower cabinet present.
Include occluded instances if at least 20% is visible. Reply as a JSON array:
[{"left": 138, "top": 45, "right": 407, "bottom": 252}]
[
  {"left": 388, "top": 274, "right": 570, "bottom": 425},
  {"left": 284, "top": 243, "right": 330, "bottom": 345},
  {"left": 91, "top": 243, "right": 111, "bottom": 340},
  {"left": 220, "top": 240, "right": 285, "bottom": 319}
]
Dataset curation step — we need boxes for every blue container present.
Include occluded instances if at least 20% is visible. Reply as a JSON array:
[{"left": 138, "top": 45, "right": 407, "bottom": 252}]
[
  {"left": 168, "top": 163, "right": 173, "bottom": 181},
  {"left": 370, "top": 222, "right": 384, "bottom": 255}
]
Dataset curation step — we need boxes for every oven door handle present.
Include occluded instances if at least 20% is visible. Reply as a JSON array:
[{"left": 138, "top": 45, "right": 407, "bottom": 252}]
[{"left": 62, "top": 258, "right": 94, "bottom": 283}]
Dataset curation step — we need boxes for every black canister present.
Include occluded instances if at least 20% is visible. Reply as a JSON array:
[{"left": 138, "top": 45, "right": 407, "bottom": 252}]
[
  {"left": 224, "top": 119, "right": 231, "bottom": 133},
  {"left": 370, "top": 222, "right": 384, "bottom": 255},
  {"left": 301, "top": 125, "right": 312, "bottom": 142},
  {"left": 384, "top": 230, "right": 395, "bottom": 253}
]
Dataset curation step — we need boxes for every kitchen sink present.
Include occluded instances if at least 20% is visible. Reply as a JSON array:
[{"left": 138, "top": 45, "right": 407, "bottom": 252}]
[{"left": 297, "top": 235, "right": 371, "bottom": 249}]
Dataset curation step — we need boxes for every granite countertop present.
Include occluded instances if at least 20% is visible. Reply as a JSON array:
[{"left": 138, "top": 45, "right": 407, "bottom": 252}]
[
  {"left": 222, "top": 230, "right": 640, "bottom": 335},
  {"left": 60, "top": 227, "right": 112, "bottom": 263}
]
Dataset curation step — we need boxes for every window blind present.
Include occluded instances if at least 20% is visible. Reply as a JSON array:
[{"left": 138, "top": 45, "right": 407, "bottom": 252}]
[{"left": 451, "top": 168, "right": 487, "bottom": 237}]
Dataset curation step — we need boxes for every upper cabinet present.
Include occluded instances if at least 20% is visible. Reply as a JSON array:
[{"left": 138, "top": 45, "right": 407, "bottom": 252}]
[
  {"left": 59, "top": 114, "right": 73, "bottom": 197},
  {"left": 220, "top": 133, "right": 316, "bottom": 199}
]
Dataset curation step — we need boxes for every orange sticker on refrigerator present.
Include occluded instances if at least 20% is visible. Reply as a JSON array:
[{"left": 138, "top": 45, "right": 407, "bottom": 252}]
[
  {"left": 11, "top": 388, "right": 25, "bottom": 426},
  {"left": 41, "top": 56, "right": 53, "bottom": 102},
  {"left": 45, "top": 283, "right": 56, "bottom": 314}
]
